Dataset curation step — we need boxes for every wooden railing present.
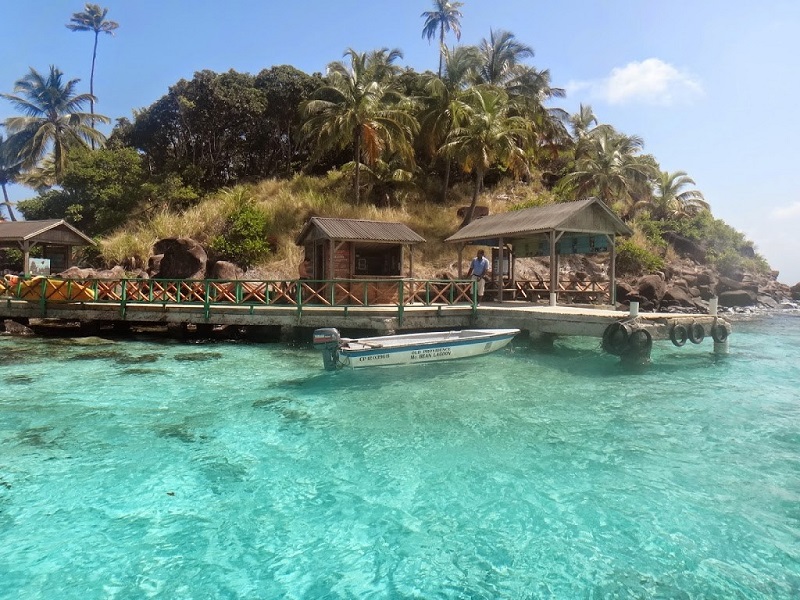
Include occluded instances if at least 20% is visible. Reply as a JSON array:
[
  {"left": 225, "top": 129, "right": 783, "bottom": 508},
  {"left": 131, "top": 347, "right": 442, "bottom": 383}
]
[
  {"left": 0, "top": 276, "right": 478, "bottom": 320},
  {"left": 485, "top": 278, "right": 611, "bottom": 304},
  {"left": 0, "top": 275, "right": 611, "bottom": 320}
]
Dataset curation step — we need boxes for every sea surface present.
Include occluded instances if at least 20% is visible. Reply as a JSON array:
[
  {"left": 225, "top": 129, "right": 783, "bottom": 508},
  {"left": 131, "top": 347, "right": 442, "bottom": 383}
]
[{"left": 1, "top": 314, "right": 799, "bottom": 599}]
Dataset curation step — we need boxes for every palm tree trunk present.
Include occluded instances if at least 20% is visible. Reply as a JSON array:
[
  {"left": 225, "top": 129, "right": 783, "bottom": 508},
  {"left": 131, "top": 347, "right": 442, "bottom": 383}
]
[
  {"left": 1, "top": 183, "right": 17, "bottom": 221},
  {"left": 438, "top": 26, "right": 445, "bottom": 77},
  {"left": 461, "top": 170, "right": 482, "bottom": 227},
  {"left": 440, "top": 159, "right": 450, "bottom": 204},
  {"left": 353, "top": 129, "right": 361, "bottom": 203},
  {"left": 90, "top": 32, "right": 99, "bottom": 150}
]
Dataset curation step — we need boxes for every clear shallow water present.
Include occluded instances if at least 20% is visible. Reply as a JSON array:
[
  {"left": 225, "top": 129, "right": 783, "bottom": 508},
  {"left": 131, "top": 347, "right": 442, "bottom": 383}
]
[{"left": 1, "top": 315, "right": 799, "bottom": 599}]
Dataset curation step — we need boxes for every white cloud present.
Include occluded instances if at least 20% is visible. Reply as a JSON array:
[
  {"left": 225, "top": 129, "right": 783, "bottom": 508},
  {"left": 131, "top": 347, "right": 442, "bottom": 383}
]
[
  {"left": 770, "top": 202, "right": 800, "bottom": 219},
  {"left": 567, "top": 58, "right": 704, "bottom": 106}
]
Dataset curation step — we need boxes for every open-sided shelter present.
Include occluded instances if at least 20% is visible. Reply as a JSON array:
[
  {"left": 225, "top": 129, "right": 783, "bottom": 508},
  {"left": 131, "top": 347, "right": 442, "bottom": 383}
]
[
  {"left": 0, "top": 219, "right": 95, "bottom": 276},
  {"left": 445, "top": 198, "right": 633, "bottom": 304}
]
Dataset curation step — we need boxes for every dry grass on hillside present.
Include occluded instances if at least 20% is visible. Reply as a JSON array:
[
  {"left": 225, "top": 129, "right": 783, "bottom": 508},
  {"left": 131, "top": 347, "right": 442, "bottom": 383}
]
[{"left": 98, "top": 173, "right": 558, "bottom": 276}]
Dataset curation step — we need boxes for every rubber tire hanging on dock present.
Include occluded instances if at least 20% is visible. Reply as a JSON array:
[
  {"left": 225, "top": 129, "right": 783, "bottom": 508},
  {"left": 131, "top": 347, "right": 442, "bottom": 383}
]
[
  {"left": 670, "top": 323, "right": 688, "bottom": 347},
  {"left": 602, "top": 321, "right": 630, "bottom": 356},
  {"left": 688, "top": 322, "right": 705, "bottom": 344},
  {"left": 711, "top": 322, "right": 730, "bottom": 343}
]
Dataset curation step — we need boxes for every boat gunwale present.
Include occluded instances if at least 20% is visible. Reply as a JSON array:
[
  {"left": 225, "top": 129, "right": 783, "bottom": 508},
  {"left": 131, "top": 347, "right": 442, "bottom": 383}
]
[{"left": 340, "top": 328, "right": 519, "bottom": 355}]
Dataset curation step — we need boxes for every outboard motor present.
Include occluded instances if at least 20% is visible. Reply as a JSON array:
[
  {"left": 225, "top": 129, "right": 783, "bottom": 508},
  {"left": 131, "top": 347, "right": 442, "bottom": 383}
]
[{"left": 313, "top": 328, "right": 342, "bottom": 371}]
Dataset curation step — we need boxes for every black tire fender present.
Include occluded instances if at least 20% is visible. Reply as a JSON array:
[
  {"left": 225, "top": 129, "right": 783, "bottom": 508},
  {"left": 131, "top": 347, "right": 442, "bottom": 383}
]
[
  {"left": 602, "top": 321, "right": 630, "bottom": 355},
  {"left": 670, "top": 323, "right": 688, "bottom": 347},
  {"left": 688, "top": 322, "right": 705, "bottom": 344},
  {"left": 628, "top": 328, "right": 652, "bottom": 351},
  {"left": 711, "top": 322, "right": 730, "bottom": 343}
]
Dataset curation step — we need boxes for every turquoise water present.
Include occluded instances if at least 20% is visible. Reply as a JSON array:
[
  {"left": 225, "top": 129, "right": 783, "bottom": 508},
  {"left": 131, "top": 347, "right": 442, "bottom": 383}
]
[{"left": 1, "top": 315, "right": 799, "bottom": 599}]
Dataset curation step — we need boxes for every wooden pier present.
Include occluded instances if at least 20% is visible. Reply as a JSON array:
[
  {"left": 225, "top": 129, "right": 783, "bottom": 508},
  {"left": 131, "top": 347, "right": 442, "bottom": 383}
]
[{"left": 0, "top": 276, "right": 731, "bottom": 361}]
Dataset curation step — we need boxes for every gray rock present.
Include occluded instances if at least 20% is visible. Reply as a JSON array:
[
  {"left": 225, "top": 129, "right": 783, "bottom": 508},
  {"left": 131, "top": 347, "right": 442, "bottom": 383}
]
[
  {"left": 152, "top": 238, "right": 207, "bottom": 280},
  {"left": 719, "top": 289, "right": 757, "bottom": 307}
]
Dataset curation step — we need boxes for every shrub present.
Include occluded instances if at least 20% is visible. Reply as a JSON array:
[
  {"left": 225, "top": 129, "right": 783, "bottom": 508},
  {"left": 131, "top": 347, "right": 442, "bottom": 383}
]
[
  {"left": 208, "top": 204, "right": 271, "bottom": 269},
  {"left": 615, "top": 239, "right": 665, "bottom": 276}
]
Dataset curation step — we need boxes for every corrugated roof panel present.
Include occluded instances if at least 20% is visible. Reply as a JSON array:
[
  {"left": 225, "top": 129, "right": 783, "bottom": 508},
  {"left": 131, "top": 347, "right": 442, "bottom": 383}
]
[
  {"left": 302, "top": 217, "right": 425, "bottom": 244},
  {"left": 0, "top": 219, "right": 96, "bottom": 245},
  {"left": 445, "top": 198, "right": 632, "bottom": 242},
  {"left": 0, "top": 219, "right": 64, "bottom": 241}
]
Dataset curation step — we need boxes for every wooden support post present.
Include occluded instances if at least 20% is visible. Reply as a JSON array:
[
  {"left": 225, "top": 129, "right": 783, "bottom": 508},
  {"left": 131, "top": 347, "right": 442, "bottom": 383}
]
[
  {"left": 498, "top": 237, "right": 504, "bottom": 303},
  {"left": 609, "top": 234, "right": 617, "bottom": 306}
]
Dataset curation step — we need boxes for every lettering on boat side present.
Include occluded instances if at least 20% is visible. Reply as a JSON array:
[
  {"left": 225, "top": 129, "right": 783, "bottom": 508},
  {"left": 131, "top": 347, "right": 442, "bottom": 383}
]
[
  {"left": 358, "top": 354, "right": 391, "bottom": 362},
  {"left": 410, "top": 347, "right": 452, "bottom": 360}
]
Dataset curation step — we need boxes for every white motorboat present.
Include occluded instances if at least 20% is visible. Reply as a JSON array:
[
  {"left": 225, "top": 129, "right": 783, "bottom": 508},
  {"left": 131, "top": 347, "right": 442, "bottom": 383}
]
[{"left": 312, "top": 327, "right": 519, "bottom": 370}]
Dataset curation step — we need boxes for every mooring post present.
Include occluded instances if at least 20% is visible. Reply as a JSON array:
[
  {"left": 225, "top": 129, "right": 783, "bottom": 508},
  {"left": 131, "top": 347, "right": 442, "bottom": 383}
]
[
  {"left": 549, "top": 292, "right": 557, "bottom": 307},
  {"left": 709, "top": 296, "right": 729, "bottom": 355},
  {"left": 629, "top": 301, "right": 639, "bottom": 317}
]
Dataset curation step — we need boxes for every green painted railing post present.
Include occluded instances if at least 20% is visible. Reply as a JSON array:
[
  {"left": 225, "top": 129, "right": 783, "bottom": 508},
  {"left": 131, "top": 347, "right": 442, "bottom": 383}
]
[
  {"left": 120, "top": 278, "right": 127, "bottom": 319},
  {"left": 204, "top": 281, "right": 211, "bottom": 320},
  {"left": 297, "top": 280, "right": 303, "bottom": 316},
  {"left": 398, "top": 279, "right": 404, "bottom": 325},
  {"left": 39, "top": 277, "right": 47, "bottom": 317}
]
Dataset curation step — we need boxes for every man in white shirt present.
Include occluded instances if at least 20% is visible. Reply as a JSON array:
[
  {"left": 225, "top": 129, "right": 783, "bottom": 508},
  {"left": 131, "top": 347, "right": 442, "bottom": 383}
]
[{"left": 466, "top": 249, "right": 490, "bottom": 304}]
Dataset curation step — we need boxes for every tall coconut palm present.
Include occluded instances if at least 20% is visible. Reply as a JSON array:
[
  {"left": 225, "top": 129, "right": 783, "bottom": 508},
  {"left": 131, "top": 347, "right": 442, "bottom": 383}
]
[
  {"left": 66, "top": 3, "right": 118, "bottom": 147},
  {"left": 1, "top": 66, "right": 109, "bottom": 180},
  {"left": 559, "top": 128, "right": 657, "bottom": 214},
  {"left": 475, "top": 29, "right": 534, "bottom": 88},
  {"left": 635, "top": 170, "right": 709, "bottom": 219},
  {"left": 418, "top": 45, "right": 480, "bottom": 202},
  {"left": 421, "top": 0, "right": 464, "bottom": 77},
  {"left": 441, "top": 86, "right": 530, "bottom": 226},
  {"left": 0, "top": 133, "right": 24, "bottom": 221},
  {"left": 302, "top": 49, "right": 418, "bottom": 203}
]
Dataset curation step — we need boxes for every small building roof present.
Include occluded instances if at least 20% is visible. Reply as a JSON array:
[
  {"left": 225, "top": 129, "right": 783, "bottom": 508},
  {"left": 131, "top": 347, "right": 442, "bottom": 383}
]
[
  {"left": 444, "top": 198, "right": 633, "bottom": 244},
  {"left": 297, "top": 217, "right": 426, "bottom": 245},
  {"left": 0, "top": 219, "right": 95, "bottom": 246}
]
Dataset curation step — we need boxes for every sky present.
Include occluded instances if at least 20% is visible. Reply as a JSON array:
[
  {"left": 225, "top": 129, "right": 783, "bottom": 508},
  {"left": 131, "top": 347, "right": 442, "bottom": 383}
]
[{"left": 2, "top": 0, "right": 800, "bottom": 283}]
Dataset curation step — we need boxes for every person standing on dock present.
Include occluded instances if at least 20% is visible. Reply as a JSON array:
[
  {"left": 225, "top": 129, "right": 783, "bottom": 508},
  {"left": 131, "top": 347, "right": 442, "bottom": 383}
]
[{"left": 467, "top": 249, "right": 490, "bottom": 304}]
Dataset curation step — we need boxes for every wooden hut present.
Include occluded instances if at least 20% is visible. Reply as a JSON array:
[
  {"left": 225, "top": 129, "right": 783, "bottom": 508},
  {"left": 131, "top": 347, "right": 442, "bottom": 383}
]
[
  {"left": 296, "top": 217, "right": 425, "bottom": 304},
  {"left": 0, "top": 219, "right": 95, "bottom": 276},
  {"left": 445, "top": 198, "right": 633, "bottom": 304}
]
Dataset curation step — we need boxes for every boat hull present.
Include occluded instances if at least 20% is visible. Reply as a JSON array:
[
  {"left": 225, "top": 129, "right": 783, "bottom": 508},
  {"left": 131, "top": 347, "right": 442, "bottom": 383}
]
[{"left": 334, "top": 329, "right": 519, "bottom": 369}]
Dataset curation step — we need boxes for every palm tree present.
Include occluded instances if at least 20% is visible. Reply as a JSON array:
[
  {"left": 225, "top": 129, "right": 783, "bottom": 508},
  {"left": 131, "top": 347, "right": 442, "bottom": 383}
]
[
  {"left": 66, "top": 3, "right": 118, "bottom": 147},
  {"left": 559, "top": 128, "right": 657, "bottom": 214},
  {"left": 0, "top": 134, "right": 24, "bottom": 221},
  {"left": 441, "top": 86, "right": 530, "bottom": 226},
  {"left": 418, "top": 45, "right": 480, "bottom": 202},
  {"left": 421, "top": 0, "right": 464, "bottom": 77},
  {"left": 475, "top": 29, "right": 533, "bottom": 88},
  {"left": 635, "top": 170, "right": 709, "bottom": 219},
  {"left": 302, "top": 49, "right": 418, "bottom": 203},
  {"left": 1, "top": 66, "right": 109, "bottom": 180}
]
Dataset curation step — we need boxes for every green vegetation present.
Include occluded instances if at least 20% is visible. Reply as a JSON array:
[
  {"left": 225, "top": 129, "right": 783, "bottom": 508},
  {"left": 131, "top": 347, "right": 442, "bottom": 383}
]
[
  {"left": 0, "top": 1, "right": 768, "bottom": 281},
  {"left": 208, "top": 195, "right": 271, "bottom": 270},
  {"left": 614, "top": 239, "right": 665, "bottom": 276}
]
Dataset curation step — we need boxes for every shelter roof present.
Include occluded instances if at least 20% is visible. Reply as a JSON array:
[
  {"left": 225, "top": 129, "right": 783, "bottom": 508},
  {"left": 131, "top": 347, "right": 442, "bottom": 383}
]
[
  {"left": 0, "top": 219, "right": 95, "bottom": 246},
  {"left": 444, "top": 198, "right": 633, "bottom": 244},
  {"left": 296, "top": 217, "right": 426, "bottom": 245}
]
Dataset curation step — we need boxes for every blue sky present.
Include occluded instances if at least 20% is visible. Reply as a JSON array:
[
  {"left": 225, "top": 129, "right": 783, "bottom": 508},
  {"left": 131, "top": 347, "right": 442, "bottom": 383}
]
[{"left": 3, "top": 1, "right": 800, "bottom": 283}]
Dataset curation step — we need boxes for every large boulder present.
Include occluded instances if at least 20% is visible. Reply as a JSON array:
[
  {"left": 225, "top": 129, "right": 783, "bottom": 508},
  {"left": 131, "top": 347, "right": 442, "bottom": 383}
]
[
  {"left": 791, "top": 282, "right": 800, "bottom": 300},
  {"left": 151, "top": 238, "right": 207, "bottom": 280},
  {"left": 718, "top": 289, "right": 757, "bottom": 307},
  {"left": 636, "top": 273, "right": 667, "bottom": 304},
  {"left": 209, "top": 261, "right": 243, "bottom": 280},
  {"left": 57, "top": 266, "right": 126, "bottom": 279},
  {"left": 663, "top": 232, "right": 707, "bottom": 263},
  {"left": 661, "top": 285, "right": 697, "bottom": 308}
]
